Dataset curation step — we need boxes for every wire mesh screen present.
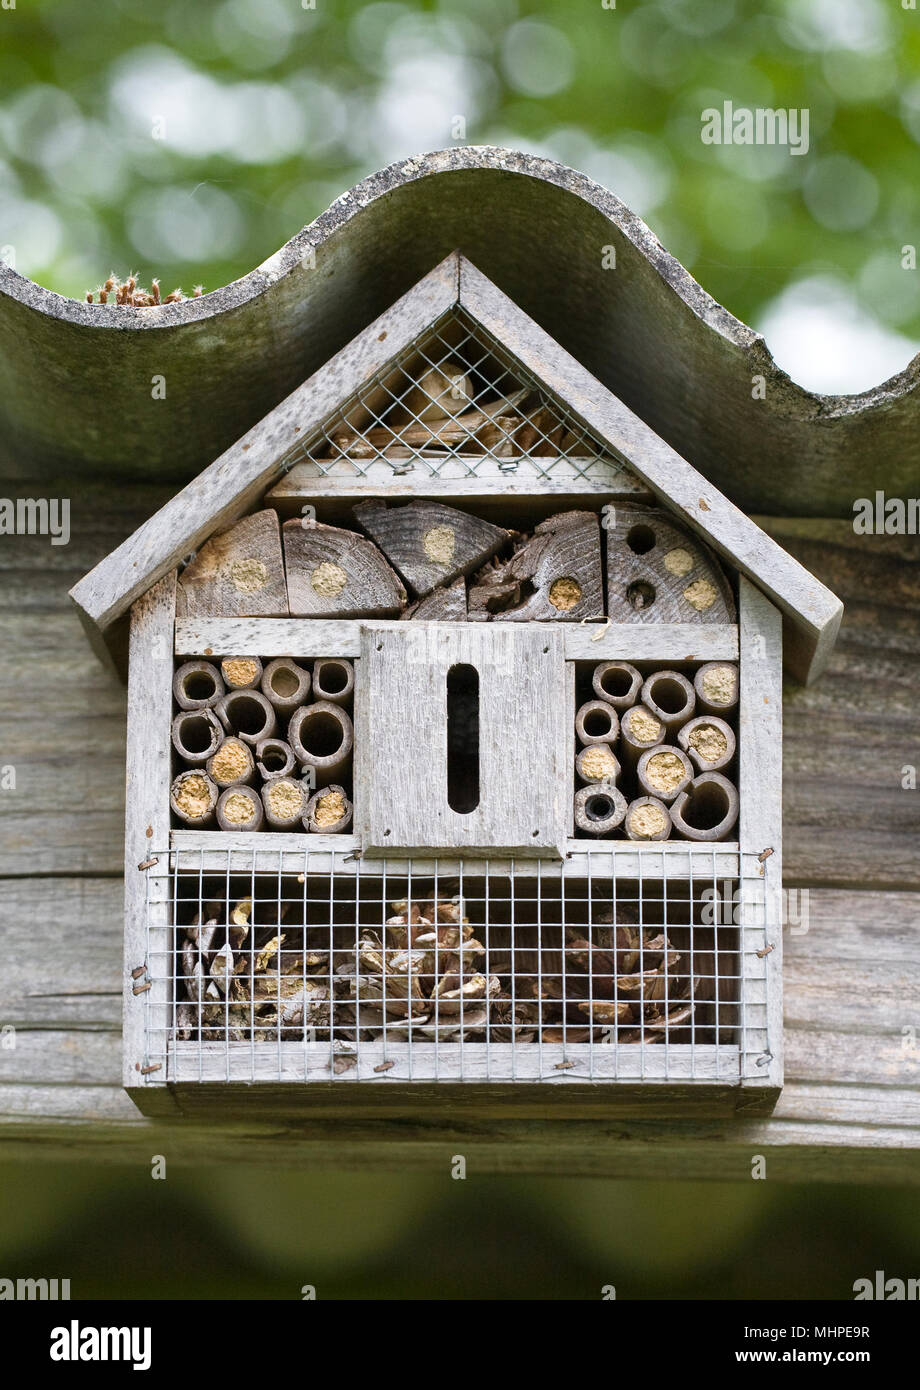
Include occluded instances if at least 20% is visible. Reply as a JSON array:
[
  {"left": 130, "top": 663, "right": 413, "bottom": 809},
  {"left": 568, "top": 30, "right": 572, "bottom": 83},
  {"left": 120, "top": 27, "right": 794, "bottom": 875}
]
[
  {"left": 276, "top": 306, "right": 625, "bottom": 486},
  {"left": 141, "top": 847, "right": 775, "bottom": 1084}
]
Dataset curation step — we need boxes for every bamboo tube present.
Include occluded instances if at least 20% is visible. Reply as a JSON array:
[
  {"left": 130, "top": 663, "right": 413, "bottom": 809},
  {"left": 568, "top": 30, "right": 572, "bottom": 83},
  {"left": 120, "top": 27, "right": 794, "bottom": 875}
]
[
  {"left": 220, "top": 656, "right": 263, "bottom": 691},
  {"left": 173, "top": 660, "right": 225, "bottom": 710},
  {"left": 575, "top": 744, "right": 620, "bottom": 786},
  {"left": 637, "top": 745, "right": 694, "bottom": 804},
  {"left": 591, "top": 661, "right": 642, "bottom": 711},
  {"left": 640, "top": 670, "right": 696, "bottom": 734},
  {"left": 288, "top": 701, "right": 354, "bottom": 787},
  {"left": 261, "top": 657, "right": 311, "bottom": 715},
  {"left": 574, "top": 699, "right": 619, "bottom": 747},
  {"left": 216, "top": 785, "right": 264, "bottom": 833},
  {"left": 304, "top": 784, "right": 354, "bottom": 834},
  {"left": 669, "top": 772, "right": 739, "bottom": 841},
  {"left": 624, "top": 796, "right": 672, "bottom": 842},
  {"left": 694, "top": 661, "right": 739, "bottom": 717},
  {"left": 255, "top": 737, "right": 296, "bottom": 780},
  {"left": 677, "top": 715, "right": 736, "bottom": 773},
  {"left": 574, "top": 784, "right": 627, "bottom": 836},
  {"left": 170, "top": 770, "right": 218, "bottom": 827},
  {"left": 206, "top": 737, "right": 256, "bottom": 789},
  {"left": 312, "top": 658, "right": 355, "bottom": 707},
  {"left": 619, "top": 704, "right": 665, "bottom": 774},
  {"left": 171, "top": 708, "right": 223, "bottom": 766},
  {"left": 261, "top": 776, "right": 307, "bottom": 830},
  {"left": 214, "top": 689, "right": 277, "bottom": 746}
]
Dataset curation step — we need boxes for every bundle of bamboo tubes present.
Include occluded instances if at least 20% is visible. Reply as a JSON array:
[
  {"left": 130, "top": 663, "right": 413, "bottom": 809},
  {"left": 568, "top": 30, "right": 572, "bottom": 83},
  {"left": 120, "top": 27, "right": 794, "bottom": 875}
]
[
  {"left": 573, "top": 660, "right": 740, "bottom": 842},
  {"left": 169, "top": 654, "right": 355, "bottom": 833}
]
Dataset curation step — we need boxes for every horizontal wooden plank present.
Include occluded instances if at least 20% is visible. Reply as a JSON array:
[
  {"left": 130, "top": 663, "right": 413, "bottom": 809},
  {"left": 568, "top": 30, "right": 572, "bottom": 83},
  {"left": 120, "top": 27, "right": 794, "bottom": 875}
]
[
  {"left": 564, "top": 624, "right": 738, "bottom": 661},
  {"left": 168, "top": 1040, "right": 742, "bottom": 1088},
  {"left": 175, "top": 617, "right": 362, "bottom": 658},
  {"left": 167, "top": 831, "right": 743, "bottom": 879},
  {"left": 0, "top": 877, "right": 917, "bottom": 1175},
  {"left": 266, "top": 455, "right": 652, "bottom": 511},
  {"left": 175, "top": 617, "right": 739, "bottom": 663}
]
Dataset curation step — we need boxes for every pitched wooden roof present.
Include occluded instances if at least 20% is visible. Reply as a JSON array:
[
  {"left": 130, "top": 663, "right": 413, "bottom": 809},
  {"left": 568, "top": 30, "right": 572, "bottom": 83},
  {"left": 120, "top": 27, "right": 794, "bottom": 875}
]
[
  {"left": 71, "top": 252, "right": 842, "bottom": 684},
  {"left": 0, "top": 148, "right": 916, "bottom": 516}
]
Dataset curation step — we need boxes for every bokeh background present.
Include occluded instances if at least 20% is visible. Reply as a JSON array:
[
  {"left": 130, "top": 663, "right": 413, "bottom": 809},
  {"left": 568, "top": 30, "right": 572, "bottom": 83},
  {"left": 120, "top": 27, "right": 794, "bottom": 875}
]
[
  {"left": 3, "top": 1163, "right": 920, "bottom": 1300},
  {"left": 1, "top": 0, "right": 919, "bottom": 390},
  {"left": 1, "top": 0, "right": 918, "bottom": 1299}
]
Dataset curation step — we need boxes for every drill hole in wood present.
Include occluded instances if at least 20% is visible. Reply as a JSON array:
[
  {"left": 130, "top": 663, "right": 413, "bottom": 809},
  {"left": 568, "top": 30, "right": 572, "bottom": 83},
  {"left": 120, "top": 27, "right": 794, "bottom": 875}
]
[
  {"left": 626, "top": 580, "right": 656, "bottom": 611},
  {"left": 626, "top": 524, "right": 656, "bottom": 555}
]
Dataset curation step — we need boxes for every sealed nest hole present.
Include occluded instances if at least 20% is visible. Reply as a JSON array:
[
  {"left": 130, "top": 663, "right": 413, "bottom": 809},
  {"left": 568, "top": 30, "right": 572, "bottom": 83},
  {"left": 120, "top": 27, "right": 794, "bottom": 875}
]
[
  {"left": 169, "top": 655, "right": 355, "bottom": 833},
  {"left": 172, "top": 873, "right": 740, "bottom": 1047}
]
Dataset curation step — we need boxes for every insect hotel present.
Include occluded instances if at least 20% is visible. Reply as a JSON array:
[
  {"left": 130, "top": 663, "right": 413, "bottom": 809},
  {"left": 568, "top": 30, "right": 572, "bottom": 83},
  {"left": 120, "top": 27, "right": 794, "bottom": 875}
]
[{"left": 71, "top": 250, "right": 842, "bottom": 1117}]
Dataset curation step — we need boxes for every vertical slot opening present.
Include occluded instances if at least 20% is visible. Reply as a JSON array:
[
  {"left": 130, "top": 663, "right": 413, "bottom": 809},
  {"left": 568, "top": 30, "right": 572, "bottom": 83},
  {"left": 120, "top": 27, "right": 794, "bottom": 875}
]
[{"left": 446, "top": 663, "right": 479, "bottom": 813}]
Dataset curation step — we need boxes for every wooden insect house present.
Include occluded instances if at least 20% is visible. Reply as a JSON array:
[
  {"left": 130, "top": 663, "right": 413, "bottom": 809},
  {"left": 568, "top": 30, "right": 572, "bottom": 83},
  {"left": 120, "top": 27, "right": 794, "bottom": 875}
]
[{"left": 71, "top": 252, "right": 842, "bottom": 1117}]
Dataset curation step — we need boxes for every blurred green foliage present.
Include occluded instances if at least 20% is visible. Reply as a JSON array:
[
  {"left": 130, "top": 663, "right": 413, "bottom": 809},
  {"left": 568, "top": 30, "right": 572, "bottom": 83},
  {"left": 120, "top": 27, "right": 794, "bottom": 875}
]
[
  {"left": 1, "top": 0, "right": 919, "bottom": 348},
  {"left": 0, "top": 2, "right": 918, "bottom": 1298},
  {"left": 0, "top": 1163, "right": 918, "bottom": 1300}
]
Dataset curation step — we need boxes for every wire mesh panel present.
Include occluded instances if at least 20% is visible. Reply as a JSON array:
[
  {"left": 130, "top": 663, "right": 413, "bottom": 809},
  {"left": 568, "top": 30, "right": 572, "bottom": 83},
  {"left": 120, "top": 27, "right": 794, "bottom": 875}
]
[
  {"left": 141, "top": 846, "right": 776, "bottom": 1085},
  {"left": 275, "top": 306, "right": 625, "bottom": 487}
]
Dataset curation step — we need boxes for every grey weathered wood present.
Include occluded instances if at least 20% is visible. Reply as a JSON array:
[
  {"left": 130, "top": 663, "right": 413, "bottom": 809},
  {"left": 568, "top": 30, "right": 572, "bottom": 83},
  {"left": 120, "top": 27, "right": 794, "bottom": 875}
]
[
  {"left": 1, "top": 876, "right": 917, "bottom": 1176},
  {"left": 283, "top": 518, "right": 406, "bottom": 617},
  {"left": 167, "top": 832, "right": 742, "bottom": 880},
  {"left": 4, "top": 507, "right": 909, "bottom": 883},
  {"left": 738, "top": 576, "right": 784, "bottom": 1097},
  {"left": 123, "top": 571, "right": 178, "bottom": 1110},
  {"left": 458, "top": 257, "right": 843, "bottom": 684},
  {"left": 176, "top": 616, "right": 363, "bottom": 658},
  {"left": 175, "top": 618, "right": 740, "bottom": 663},
  {"left": 606, "top": 504, "right": 735, "bottom": 624},
  {"left": 68, "top": 253, "right": 460, "bottom": 655},
  {"left": 354, "top": 499, "right": 508, "bottom": 597},
  {"left": 4, "top": 146, "right": 918, "bottom": 524},
  {"left": 168, "top": 1040, "right": 741, "bottom": 1088},
  {"left": 404, "top": 576, "right": 467, "bottom": 621},
  {"left": 266, "top": 456, "right": 652, "bottom": 511},
  {"left": 176, "top": 508, "right": 288, "bottom": 617},
  {"left": 469, "top": 510, "right": 604, "bottom": 623},
  {"left": 356, "top": 622, "right": 568, "bottom": 855},
  {"left": 168, "top": 839, "right": 744, "bottom": 894},
  {"left": 1, "top": 519, "right": 894, "bottom": 884},
  {"left": 564, "top": 624, "right": 738, "bottom": 660},
  {"left": 71, "top": 249, "right": 841, "bottom": 682}
]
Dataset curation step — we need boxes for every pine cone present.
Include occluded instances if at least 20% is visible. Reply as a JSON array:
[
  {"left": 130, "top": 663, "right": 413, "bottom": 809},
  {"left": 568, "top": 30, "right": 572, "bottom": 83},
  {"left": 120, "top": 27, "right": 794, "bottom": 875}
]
[
  {"left": 337, "top": 895, "right": 501, "bottom": 1041},
  {"left": 535, "top": 910, "right": 696, "bottom": 1043},
  {"left": 180, "top": 897, "right": 331, "bottom": 1041}
]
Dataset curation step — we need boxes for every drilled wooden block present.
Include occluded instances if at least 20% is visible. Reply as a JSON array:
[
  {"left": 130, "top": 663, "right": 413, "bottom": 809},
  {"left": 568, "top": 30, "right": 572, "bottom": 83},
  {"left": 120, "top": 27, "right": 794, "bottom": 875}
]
[
  {"left": 282, "top": 519, "right": 406, "bottom": 618},
  {"left": 605, "top": 505, "right": 735, "bottom": 624},
  {"left": 354, "top": 499, "right": 508, "bottom": 598},
  {"left": 356, "top": 623, "right": 567, "bottom": 856},
  {"left": 176, "top": 509, "right": 289, "bottom": 618}
]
